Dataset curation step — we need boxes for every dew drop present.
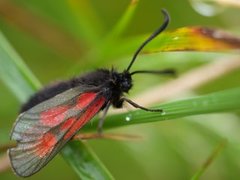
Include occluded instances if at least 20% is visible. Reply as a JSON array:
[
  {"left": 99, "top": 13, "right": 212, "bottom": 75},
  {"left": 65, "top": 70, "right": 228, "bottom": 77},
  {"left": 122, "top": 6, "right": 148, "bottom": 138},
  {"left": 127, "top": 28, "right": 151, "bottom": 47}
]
[
  {"left": 125, "top": 114, "right": 132, "bottom": 122},
  {"left": 161, "top": 111, "right": 166, "bottom": 115},
  {"left": 189, "top": 0, "right": 225, "bottom": 17}
]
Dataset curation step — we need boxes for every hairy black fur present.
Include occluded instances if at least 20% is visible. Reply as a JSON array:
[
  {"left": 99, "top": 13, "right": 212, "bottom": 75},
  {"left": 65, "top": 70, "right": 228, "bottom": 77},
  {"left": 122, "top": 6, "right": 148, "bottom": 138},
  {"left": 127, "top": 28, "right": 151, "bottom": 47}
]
[{"left": 21, "top": 69, "right": 132, "bottom": 113}]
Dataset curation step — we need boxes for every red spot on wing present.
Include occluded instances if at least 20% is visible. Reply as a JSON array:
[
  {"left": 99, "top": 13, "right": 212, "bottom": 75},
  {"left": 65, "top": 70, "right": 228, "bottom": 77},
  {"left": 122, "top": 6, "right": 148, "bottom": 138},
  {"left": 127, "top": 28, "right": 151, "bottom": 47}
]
[
  {"left": 59, "top": 92, "right": 98, "bottom": 131},
  {"left": 75, "top": 92, "right": 97, "bottom": 109},
  {"left": 40, "top": 106, "right": 69, "bottom": 127},
  {"left": 36, "top": 132, "right": 57, "bottom": 158},
  {"left": 64, "top": 97, "right": 105, "bottom": 140},
  {"left": 40, "top": 92, "right": 97, "bottom": 127},
  {"left": 60, "top": 117, "right": 76, "bottom": 131}
]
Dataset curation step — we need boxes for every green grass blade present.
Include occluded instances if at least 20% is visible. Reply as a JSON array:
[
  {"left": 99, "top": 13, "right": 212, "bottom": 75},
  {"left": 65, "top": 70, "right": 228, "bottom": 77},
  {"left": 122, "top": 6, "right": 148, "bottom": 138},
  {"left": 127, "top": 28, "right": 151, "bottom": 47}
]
[
  {"left": 191, "top": 139, "right": 227, "bottom": 180},
  {"left": 0, "top": 31, "right": 113, "bottom": 179},
  {"left": 0, "top": 31, "right": 41, "bottom": 102},
  {"left": 84, "top": 87, "right": 240, "bottom": 131},
  {"left": 61, "top": 141, "right": 114, "bottom": 180},
  {"left": 106, "top": 0, "right": 139, "bottom": 41},
  {"left": 66, "top": 0, "right": 104, "bottom": 45},
  {"left": 96, "top": 0, "right": 139, "bottom": 64}
]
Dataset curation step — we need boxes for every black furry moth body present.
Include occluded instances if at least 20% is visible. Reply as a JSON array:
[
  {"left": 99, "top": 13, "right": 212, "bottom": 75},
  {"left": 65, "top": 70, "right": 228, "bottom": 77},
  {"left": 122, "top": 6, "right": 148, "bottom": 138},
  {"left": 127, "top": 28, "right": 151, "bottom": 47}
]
[{"left": 8, "top": 9, "right": 174, "bottom": 177}]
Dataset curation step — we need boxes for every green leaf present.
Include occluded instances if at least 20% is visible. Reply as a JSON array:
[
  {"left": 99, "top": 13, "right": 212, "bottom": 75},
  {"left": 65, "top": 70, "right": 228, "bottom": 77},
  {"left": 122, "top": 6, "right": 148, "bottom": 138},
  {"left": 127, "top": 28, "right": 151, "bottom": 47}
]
[
  {"left": 145, "top": 27, "right": 240, "bottom": 53},
  {"left": 84, "top": 87, "right": 240, "bottom": 131},
  {"left": 106, "top": 0, "right": 139, "bottom": 41},
  {"left": 61, "top": 141, "right": 114, "bottom": 180},
  {"left": 0, "top": 30, "right": 113, "bottom": 179},
  {"left": 0, "top": 31, "right": 41, "bottom": 103}
]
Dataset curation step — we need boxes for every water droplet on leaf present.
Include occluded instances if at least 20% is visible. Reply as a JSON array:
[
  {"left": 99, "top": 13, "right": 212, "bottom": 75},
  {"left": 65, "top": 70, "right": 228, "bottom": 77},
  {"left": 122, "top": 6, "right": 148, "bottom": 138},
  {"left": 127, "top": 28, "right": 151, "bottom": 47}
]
[
  {"left": 161, "top": 111, "right": 166, "bottom": 115},
  {"left": 125, "top": 114, "right": 132, "bottom": 122}
]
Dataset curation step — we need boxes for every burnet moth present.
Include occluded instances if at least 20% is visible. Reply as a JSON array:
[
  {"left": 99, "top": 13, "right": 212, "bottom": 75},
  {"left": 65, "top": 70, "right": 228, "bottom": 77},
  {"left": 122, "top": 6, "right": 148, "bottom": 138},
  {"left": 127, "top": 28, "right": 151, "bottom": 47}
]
[{"left": 9, "top": 9, "right": 175, "bottom": 177}]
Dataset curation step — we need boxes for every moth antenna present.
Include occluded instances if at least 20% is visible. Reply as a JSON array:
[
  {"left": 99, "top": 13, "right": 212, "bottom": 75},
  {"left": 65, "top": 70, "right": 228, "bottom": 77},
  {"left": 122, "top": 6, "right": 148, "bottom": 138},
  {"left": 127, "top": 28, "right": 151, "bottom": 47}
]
[{"left": 126, "top": 9, "right": 170, "bottom": 72}]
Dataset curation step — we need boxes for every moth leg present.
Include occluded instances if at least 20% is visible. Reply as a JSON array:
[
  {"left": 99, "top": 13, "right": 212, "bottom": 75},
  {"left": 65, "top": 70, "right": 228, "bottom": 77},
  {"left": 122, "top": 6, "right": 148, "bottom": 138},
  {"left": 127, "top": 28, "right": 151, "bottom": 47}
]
[
  {"left": 98, "top": 102, "right": 111, "bottom": 135},
  {"left": 122, "top": 97, "right": 162, "bottom": 112}
]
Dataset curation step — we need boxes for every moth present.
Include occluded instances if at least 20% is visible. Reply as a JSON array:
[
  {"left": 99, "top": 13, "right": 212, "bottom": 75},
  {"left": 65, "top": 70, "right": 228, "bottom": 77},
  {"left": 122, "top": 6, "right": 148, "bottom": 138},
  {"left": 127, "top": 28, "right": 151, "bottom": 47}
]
[{"left": 9, "top": 9, "right": 174, "bottom": 177}]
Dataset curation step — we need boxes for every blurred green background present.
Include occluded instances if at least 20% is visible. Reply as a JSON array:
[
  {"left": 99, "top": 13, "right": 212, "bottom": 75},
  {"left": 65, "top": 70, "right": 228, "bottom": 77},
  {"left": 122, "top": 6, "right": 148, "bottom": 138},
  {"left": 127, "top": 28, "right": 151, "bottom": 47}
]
[{"left": 1, "top": 0, "right": 240, "bottom": 179}]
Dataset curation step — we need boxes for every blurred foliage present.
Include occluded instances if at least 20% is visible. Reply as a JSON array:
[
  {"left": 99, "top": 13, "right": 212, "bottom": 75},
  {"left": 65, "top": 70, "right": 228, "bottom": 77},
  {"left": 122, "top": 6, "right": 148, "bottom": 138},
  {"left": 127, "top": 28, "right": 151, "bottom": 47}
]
[{"left": 0, "top": 0, "right": 240, "bottom": 179}]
